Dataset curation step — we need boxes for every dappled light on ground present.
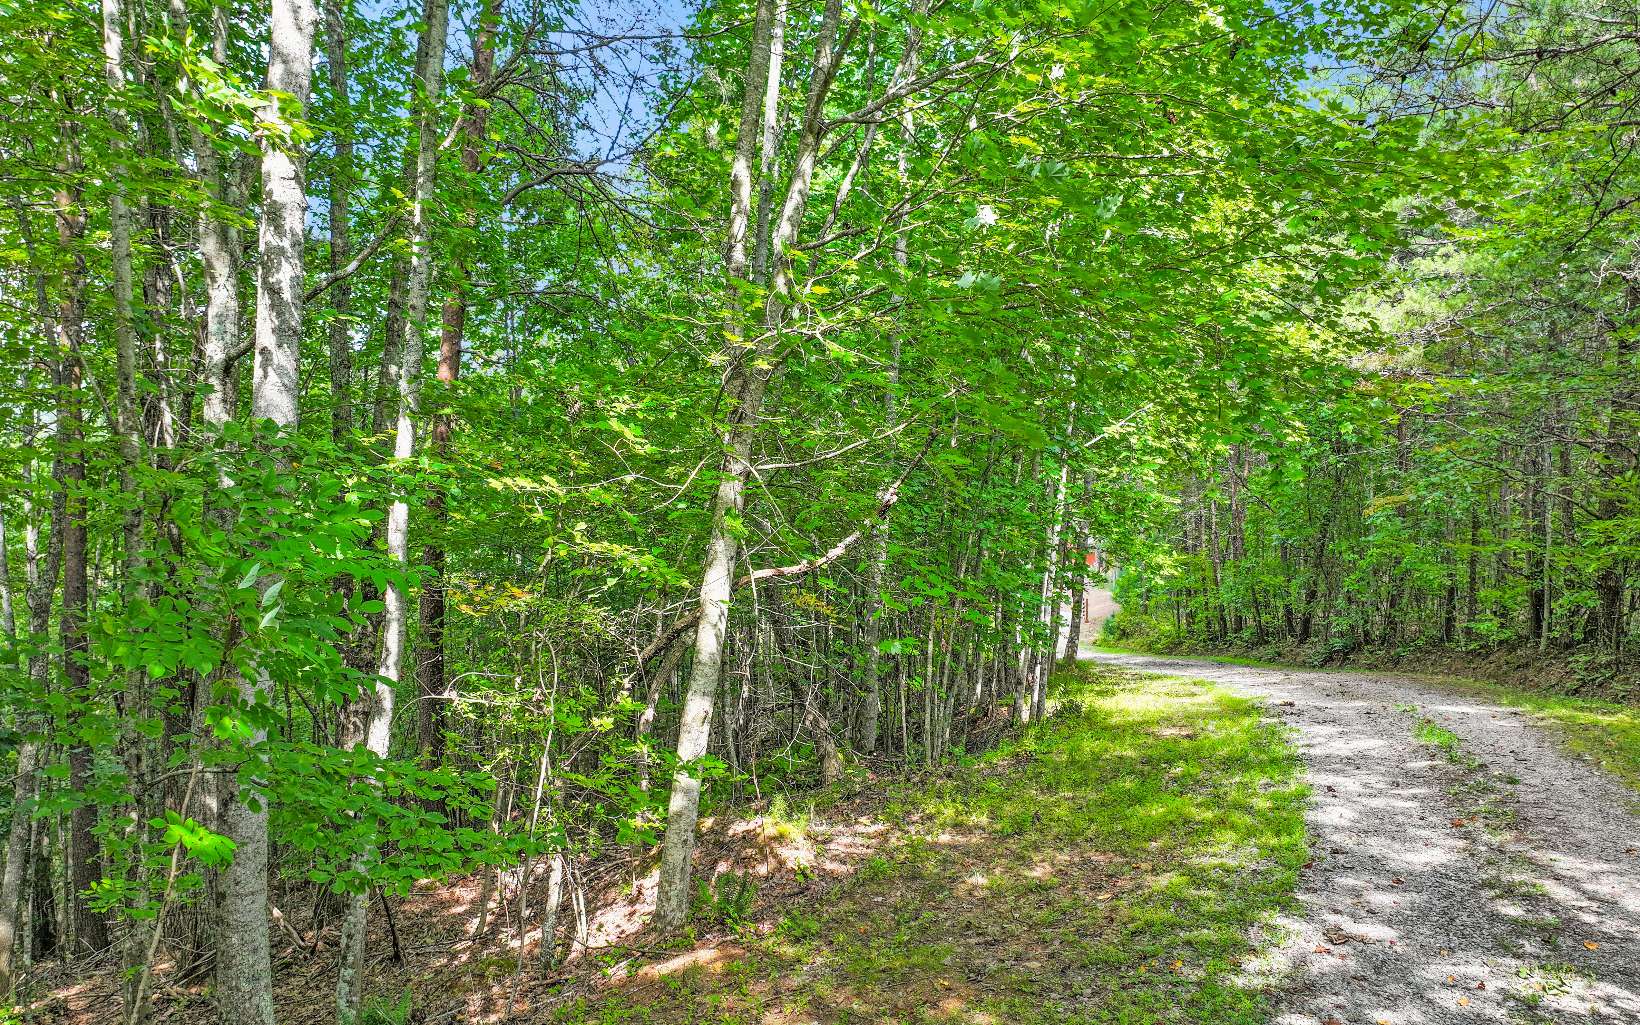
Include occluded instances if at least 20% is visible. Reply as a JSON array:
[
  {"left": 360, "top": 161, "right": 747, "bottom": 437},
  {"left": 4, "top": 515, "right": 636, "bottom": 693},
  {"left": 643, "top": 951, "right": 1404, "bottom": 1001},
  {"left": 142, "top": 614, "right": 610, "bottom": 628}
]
[
  {"left": 1095, "top": 653, "right": 1640, "bottom": 1024},
  {"left": 549, "top": 666, "right": 1308, "bottom": 1025}
]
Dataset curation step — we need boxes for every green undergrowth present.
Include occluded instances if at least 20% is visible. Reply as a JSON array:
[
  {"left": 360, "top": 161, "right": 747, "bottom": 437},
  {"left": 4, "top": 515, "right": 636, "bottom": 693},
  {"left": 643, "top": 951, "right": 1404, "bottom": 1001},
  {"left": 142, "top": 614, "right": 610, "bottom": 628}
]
[
  {"left": 1094, "top": 643, "right": 1640, "bottom": 794},
  {"left": 555, "top": 664, "right": 1307, "bottom": 1025}
]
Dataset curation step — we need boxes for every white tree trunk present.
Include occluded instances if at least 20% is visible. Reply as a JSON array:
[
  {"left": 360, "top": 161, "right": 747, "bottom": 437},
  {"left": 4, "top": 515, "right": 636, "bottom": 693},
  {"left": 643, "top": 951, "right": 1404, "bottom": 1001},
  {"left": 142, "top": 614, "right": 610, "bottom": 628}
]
[
  {"left": 653, "top": 0, "right": 776, "bottom": 929},
  {"left": 538, "top": 854, "right": 565, "bottom": 974},
  {"left": 655, "top": 0, "right": 850, "bottom": 928},
  {"left": 336, "top": 0, "right": 448, "bottom": 1013},
  {"left": 219, "top": 0, "right": 317, "bottom": 1021},
  {"left": 1032, "top": 459, "right": 1070, "bottom": 720},
  {"left": 99, "top": 0, "right": 143, "bottom": 583},
  {"left": 199, "top": 0, "right": 243, "bottom": 430}
]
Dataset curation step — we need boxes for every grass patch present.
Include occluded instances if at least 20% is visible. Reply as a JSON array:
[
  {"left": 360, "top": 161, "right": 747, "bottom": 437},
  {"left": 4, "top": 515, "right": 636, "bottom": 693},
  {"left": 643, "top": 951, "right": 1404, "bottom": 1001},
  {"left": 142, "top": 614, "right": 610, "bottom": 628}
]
[
  {"left": 1412, "top": 716, "right": 1462, "bottom": 754},
  {"left": 555, "top": 664, "right": 1307, "bottom": 1025},
  {"left": 1093, "top": 645, "right": 1640, "bottom": 794}
]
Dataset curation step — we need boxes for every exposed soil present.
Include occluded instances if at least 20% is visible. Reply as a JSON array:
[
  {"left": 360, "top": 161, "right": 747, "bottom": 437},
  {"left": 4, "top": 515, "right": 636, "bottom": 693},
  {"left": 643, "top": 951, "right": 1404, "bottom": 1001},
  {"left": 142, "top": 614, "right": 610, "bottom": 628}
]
[{"left": 1088, "top": 651, "right": 1640, "bottom": 1024}]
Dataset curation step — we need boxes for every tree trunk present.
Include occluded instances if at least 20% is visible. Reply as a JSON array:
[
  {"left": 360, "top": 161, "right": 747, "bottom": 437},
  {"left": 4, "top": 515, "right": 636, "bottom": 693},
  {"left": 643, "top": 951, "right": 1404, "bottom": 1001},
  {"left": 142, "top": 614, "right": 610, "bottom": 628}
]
[
  {"left": 336, "top": 0, "right": 448, "bottom": 1013},
  {"left": 196, "top": 2, "right": 242, "bottom": 430},
  {"left": 417, "top": 0, "right": 498, "bottom": 769},
  {"left": 219, "top": 0, "right": 319, "bottom": 1021},
  {"left": 0, "top": 742, "right": 42, "bottom": 997},
  {"left": 652, "top": 0, "right": 778, "bottom": 931},
  {"left": 0, "top": 509, "right": 15, "bottom": 641},
  {"left": 657, "top": 0, "right": 871, "bottom": 927},
  {"left": 58, "top": 284, "right": 111, "bottom": 959}
]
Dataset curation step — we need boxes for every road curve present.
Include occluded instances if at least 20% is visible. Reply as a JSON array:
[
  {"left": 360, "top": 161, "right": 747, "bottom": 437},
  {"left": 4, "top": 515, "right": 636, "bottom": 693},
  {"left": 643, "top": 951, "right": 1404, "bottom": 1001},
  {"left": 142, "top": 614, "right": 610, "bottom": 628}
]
[{"left": 1084, "top": 651, "right": 1640, "bottom": 1025}]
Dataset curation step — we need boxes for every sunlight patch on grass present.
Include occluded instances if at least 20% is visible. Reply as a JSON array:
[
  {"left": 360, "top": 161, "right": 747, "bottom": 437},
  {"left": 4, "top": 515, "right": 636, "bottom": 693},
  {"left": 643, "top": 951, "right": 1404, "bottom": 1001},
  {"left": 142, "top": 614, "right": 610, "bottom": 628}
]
[
  {"left": 1489, "top": 692, "right": 1640, "bottom": 793},
  {"left": 553, "top": 664, "right": 1307, "bottom": 1025},
  {"left": 1094, "top": 645, "right": 1640, "bottom": 795}
]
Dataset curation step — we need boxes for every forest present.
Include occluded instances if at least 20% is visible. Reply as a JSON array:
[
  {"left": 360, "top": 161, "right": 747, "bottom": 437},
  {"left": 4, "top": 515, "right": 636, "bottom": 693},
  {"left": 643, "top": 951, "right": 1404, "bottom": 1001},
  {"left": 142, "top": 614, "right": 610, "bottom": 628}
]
[{"left": 1, "top": 0, "right": 1637, "bottom": 1022}]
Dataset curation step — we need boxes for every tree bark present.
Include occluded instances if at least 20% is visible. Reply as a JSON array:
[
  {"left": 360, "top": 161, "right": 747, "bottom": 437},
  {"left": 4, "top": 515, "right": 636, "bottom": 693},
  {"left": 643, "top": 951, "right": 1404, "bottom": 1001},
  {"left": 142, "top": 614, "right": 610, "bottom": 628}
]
[
  {"left": 654, "top": 0, "right": 779, "bottom": 930},
  {"left": 219, "top": 0, "right": 319, "bottom": 1020},
  {"left": 337, "top": 0, "right": 448, "bottom": 1012},
  {"left": 51, "top": 169, "right": 113, "bottom": 958},
  {"left": 417, "top": 0, "right": 499, "bottom": 769},
  {"left": 654, "top": 0, "right": 857, "bottom": 921}
]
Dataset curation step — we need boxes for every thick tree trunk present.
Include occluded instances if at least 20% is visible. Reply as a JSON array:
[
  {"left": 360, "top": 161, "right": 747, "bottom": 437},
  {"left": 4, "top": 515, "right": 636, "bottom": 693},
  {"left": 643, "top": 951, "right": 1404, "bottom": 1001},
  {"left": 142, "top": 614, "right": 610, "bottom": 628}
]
[
  {"left": 99, "top": 0, "right": 145, "bottom": 594},
  {"left": 219, "top": 0, "right": 318, "bottom": 1021},
  {"left": 56, "top": 257, "right": 111, "bottom": 960},
  {"left": 196, "top": 13, "right": 242, "bottom": 431}
]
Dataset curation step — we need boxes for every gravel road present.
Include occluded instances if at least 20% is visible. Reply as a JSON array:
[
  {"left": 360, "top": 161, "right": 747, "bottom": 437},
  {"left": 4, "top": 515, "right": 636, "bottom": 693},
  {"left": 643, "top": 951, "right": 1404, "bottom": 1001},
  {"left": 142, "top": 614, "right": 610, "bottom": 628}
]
[{"left": 1084, "top": 651, "right": 1640, "bottom": 1024}]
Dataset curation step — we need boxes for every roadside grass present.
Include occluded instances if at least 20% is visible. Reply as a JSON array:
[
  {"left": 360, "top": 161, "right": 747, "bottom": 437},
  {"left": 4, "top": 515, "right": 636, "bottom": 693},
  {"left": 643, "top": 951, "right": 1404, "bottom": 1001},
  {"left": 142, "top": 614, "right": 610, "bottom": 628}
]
[
  {"left": 1091, "top": 644, "right": 1640, "bottom": 794},
  {"left": 554, "top": 664, "right": 1307, "bottom": 1025},
  {"left": 1464, "top": 685, "right": 1640, "bottom": 793}
]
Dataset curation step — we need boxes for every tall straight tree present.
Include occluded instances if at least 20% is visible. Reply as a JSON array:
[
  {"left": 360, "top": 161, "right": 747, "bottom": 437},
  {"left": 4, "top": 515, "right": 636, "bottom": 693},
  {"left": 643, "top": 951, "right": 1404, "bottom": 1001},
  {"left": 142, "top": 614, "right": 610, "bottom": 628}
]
[
  {"left": 336, "top": 0, "right": 449, "bottom": 1013},
  {"left": 218, "top": 0, "right": 318, "bottom": 1020},
  {"left": 417, "top": 0, "right": 500, "bottom": 768},
  {"left": 653, "top": 0, "right": 777, "bottom": 929}
]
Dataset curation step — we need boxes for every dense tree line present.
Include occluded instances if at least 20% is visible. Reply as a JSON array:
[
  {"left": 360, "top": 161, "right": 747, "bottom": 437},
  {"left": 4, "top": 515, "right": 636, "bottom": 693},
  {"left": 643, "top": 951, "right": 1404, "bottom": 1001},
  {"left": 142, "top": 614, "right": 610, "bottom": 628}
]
[
  {"left": 1110, "top": 1, "right": 1640, "bottom": 675},
  {"left": 0, "top": 0, "right": 1464, "bottom": 1020}
]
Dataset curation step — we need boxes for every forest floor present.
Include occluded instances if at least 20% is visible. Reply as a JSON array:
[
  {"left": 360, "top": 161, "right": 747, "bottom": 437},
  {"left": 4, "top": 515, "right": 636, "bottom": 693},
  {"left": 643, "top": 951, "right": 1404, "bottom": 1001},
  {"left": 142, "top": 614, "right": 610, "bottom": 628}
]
[
  {"left": 24, "top": 666, "right": 1307, "bottom": 1025},
  {"left": 1087, "top": 651, "right": 1640, "bottom": 1024},
  {"left": 27, "top": 659, "right": 1640, "bottom": 1025},
  {"left": 540, "top": 664, "right": 1310, "bottom": 1025}
]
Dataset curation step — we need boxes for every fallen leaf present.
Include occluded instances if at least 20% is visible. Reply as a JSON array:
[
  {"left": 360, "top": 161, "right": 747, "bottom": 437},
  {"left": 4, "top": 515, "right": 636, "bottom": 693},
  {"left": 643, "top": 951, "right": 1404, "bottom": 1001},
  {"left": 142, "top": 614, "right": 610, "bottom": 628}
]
[
  {"left": 1451, "top": 818, "right": 1467, "bottom": 827},
  {"left": 1314, "top": 945, "right": 1332, "bottom": 954},
  {"left": 1476, "top": 982, "right": 1486, "bottom": 990},
  {"left": 1584, "top": 941, "right": 1600, "bottom": 950},
  {"left": 1458, "top": 996, "right": 1470, "bottom": 1007},
  {"left": 1447, "top": 976, "right": 1457, "bottom": 984},
  {"left": 1391, "top": 877, "right": 1405, "bottom": 885}
]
